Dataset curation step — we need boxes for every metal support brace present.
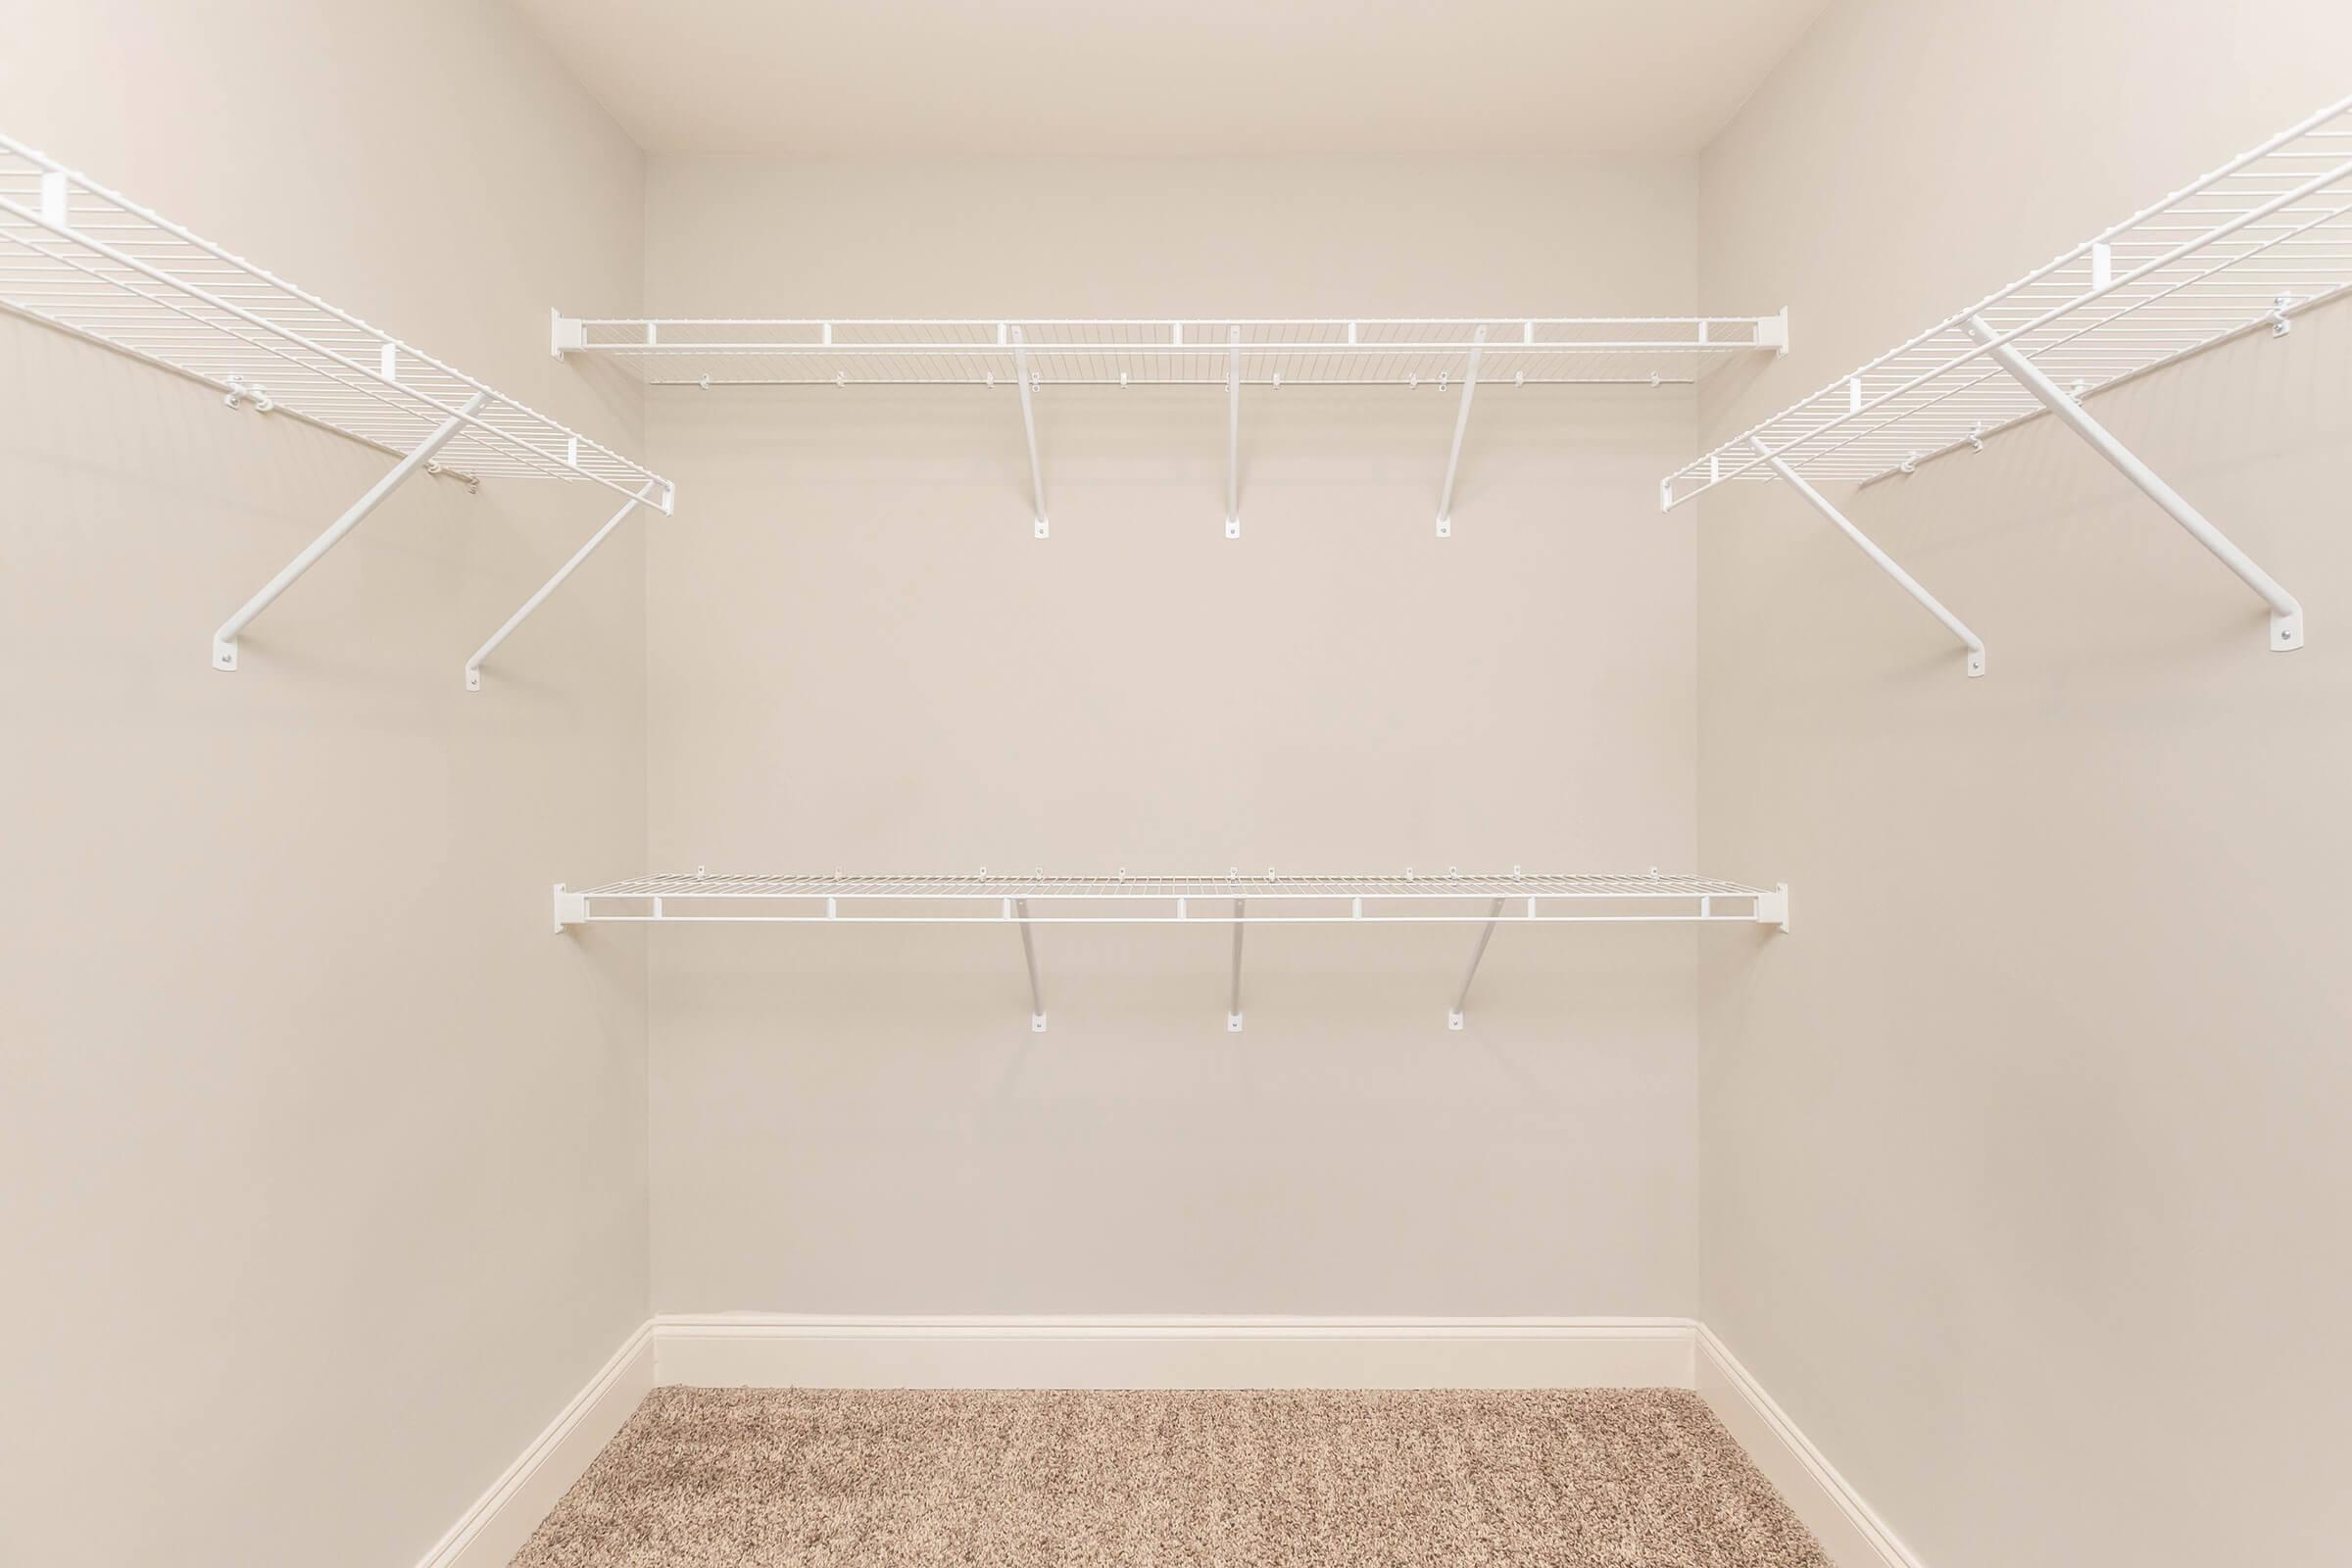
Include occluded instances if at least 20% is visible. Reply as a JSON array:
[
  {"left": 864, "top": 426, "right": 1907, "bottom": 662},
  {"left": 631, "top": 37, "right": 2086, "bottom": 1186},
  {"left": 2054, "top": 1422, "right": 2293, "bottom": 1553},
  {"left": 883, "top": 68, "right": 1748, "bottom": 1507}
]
[
  {"left": 1448, "top": 898, "right": 1507, "bottom": 1029},
  {"left": 1227, "top": 899, "right": 1245, "bottom": 1031},
  {"left": 1014, "top": 897, "right": 1047, "bottom": 1030},
  {"left": 466, "top": 480, "right": 662, "bottom": 690},
  {"left": 1754, "top": 883, "right": 1791, "bottom": 933},
  {"left": 1750, "top": 436, "right": 1986, "bottom": 678},
  {"left": 212, "top": 390, "right": 488, "bottom": 669},
  {"left": 1009, "top": 326, "right": 1048, "bottom": 538},
  {"left": 1436, "top": 325, "right": 1488, "bottom": 537},
  {"left": 1225, "top": 326, "right": 1243, "bottom": 538},
  {"left": 1963, "top": 315, "right": 2303, "bottom": 651},
  {"left": 553, "top": 883, "right": 588, "bottom": 932}
]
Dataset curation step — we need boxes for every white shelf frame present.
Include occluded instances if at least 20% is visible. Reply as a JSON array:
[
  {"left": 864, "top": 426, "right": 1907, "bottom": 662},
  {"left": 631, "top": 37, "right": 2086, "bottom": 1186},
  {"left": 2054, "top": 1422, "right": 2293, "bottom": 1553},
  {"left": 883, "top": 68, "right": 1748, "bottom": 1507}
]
[
  {"left": 1663, "top": 93, "right": 2352, "bottom": 670},
  {"left": 0, "top": 132, "right": 674, "bottom": 684},
  {"left": 552, "top": 312, "right": 1787, "bottom": 539},
  {"left": 554, "top": 871, "right": 1789, "bottom": 1031}
]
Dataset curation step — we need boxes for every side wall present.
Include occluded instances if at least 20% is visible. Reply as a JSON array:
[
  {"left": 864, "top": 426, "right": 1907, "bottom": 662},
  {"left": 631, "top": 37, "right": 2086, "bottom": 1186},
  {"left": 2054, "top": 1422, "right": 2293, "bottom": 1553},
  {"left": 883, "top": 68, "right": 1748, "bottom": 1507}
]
[
  {"left": 639, "top": 156, "right": 1724, "bottom": 1317},
  {"left": 0, "top": 5, "right": 652, "bottom": 1565},
  {"left": 1695, "top": 5, "right": 2352, "bottom": 1565}
]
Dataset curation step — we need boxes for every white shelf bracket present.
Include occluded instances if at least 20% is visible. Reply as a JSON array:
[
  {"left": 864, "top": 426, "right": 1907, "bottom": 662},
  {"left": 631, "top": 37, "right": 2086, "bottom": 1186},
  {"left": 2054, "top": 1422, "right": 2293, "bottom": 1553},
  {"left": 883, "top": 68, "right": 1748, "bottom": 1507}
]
[
  {"left": 1227, "top": 898, "right": 1245, "bottom": 1031},
  {"left": 1749, "top": 436, "right": 1986, "bottom": 678},
  {"left": 1225, "top": 326, "right": 1243, "bottom": 538},
  {"left": 1447, "top": 897, "right": 1507, "bottom": 1029},
  {"left": 1436, "top": 325, "right": 1488, "bottom": 538},
  {"left": 550, "top": 308, "right": 586, "bottom": 359},
  {"left": 1008, "top": 326, "right": 1049, "bottom": 538},
  {"left": 212, "top": 389, "right": 489, "bottom": 670},
  {"left": 553, "top": 883, "right": 588, "bottom": 933},
  {"left": 1963, "top": 315, "right": 2303, "bottom": 651},
  {"left": 466, "top": 480, "right": 662, "bottom": 690},
  {"left": 1014, "top": 897, "right": 1047, "bottom": 1030},
  {"left": 1754, "top": 883, "right": 1790, "bottom": 934}
]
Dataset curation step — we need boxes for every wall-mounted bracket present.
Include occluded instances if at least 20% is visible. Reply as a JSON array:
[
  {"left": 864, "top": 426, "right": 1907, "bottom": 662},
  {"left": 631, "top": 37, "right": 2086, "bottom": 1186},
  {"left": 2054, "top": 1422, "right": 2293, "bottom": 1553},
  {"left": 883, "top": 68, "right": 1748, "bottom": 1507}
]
[
  {"left": 1963, "top": 315, "right": 2303, "bottom": 651},
  {"left": 1435, "top": 325, "right": 1488, "bottom": 538},
  {"left": 1224, "top": 326, "right": 1243, "bottom": 538},
  {"left": 212, "top": 389, "right": 489, "bottom": 670},
  {"left": 466, "top": 480, "right": 664, "bottom": 689},
  {"left": 550, "top": 308, "right": 586, "bottom": 359},
  {"left": 553, "top": 883, "right": 588, "bottom": 932},
  {"left": 1447, "top": 897, "right": 1507, "bottom": 1029},
  {"left": 1227, "top": 898, "right": 1246, "bottom": 1030},
  {"left": 1756, "top": 307, "right": 1791, "bottom": 355},
  {"left": 1754, "top": 883, "right": 1790, "bottom": 934},
  {"left": 1014, "top": 897, "right": 1047, "bottom": 1030},
  {"left": 1749, "top": 436, "right": 1986, "bottom": 678},
  {"left": 1009, "top": 326, "right": 1049, "bottom": 539}
]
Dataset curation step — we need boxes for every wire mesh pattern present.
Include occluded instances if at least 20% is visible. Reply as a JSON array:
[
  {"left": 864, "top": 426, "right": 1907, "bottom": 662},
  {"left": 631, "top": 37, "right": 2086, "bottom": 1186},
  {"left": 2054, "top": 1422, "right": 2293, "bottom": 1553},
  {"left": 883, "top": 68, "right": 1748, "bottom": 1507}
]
[
  {"left": 558, "top": 317, "right": 1784, "bottom": 388},
  {"left": 562, "top": 870, "right": 1780, "bottom": 923},
  {"left": 0, "top": 132, "right": 668, "bottom": 502},
  {"left": 1664, "top": 94, "right": 2352, "bottom": 505}
]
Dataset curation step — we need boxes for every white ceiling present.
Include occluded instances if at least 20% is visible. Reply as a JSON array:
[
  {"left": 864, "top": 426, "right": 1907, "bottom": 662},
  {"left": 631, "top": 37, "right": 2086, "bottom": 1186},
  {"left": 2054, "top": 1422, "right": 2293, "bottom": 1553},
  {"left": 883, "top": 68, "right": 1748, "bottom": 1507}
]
[{"left": 513, "top": 0, "right": 1833, "bottom": 157}]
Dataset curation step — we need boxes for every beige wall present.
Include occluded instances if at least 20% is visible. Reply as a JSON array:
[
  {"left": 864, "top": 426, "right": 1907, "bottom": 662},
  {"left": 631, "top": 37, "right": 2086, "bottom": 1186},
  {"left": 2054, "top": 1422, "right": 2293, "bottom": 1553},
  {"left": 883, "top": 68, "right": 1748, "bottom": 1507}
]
[
  {"left": 0, "top": 4, "right": 652, "bottom": 1565},
  {"left": 1694, "top": 4, "right": 2352, "bottom": 1565},
  {"left": 638, "top": 157, "right": 1728, "bottom": 1313}
]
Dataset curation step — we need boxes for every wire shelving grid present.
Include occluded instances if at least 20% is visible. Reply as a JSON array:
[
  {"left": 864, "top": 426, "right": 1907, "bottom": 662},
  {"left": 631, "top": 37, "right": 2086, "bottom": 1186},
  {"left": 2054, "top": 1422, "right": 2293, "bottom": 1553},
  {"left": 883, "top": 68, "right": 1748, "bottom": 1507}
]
[
  {"left": 556, "top": 871, "right": 1788, "bottom": 924},
  {"left": 551, "top": 315, "right": 1788, "bottom": 388},
  {"left": 0, "top": 132, "right": 669, "bottom": 501},
  {"left": 555, "top": 871, "right": 1789, "bottom": 1031},
  {"left": 1665, "top": 95, "right": 2352, "bottom": 504}
]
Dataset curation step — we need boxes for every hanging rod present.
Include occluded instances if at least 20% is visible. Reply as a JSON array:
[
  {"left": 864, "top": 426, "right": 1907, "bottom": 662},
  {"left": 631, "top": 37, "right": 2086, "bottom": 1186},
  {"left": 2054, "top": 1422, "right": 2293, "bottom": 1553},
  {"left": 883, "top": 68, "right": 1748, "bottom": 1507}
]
[
  {"left": 1663, "top": 93, "right": 2352, "bottom": 662},
  {"left": 554, "top": 870, "right": 1790, "bottom": 1030}
]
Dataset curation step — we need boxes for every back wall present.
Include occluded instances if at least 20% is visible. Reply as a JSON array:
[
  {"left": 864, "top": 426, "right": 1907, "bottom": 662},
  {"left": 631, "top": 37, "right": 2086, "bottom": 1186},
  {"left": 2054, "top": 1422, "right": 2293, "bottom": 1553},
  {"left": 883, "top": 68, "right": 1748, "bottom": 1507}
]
[{"left": 632, "top": 154, "right": 1745, "bottom": 1314}]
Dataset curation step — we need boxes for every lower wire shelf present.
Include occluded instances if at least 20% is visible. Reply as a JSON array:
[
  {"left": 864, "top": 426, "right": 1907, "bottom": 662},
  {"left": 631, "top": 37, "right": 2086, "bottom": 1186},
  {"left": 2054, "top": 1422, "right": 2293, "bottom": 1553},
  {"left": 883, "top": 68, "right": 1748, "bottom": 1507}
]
[{"left": 553, "top": 870, "right": 1789, "bottom": 1031}]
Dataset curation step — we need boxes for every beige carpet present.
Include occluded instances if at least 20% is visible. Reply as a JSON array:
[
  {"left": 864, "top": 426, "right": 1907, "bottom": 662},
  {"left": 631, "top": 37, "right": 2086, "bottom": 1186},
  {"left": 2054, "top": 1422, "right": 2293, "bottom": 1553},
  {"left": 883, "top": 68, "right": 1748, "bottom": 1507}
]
[{"left": 512, "top": 1387, "right": 1831, "bottom": 1567}]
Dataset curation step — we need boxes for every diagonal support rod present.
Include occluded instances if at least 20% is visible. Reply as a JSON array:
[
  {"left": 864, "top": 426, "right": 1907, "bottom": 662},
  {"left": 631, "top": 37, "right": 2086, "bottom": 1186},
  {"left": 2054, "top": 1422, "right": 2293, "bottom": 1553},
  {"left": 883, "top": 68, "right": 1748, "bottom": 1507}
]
[
  {"left": 1751, "top": 436, "right": 1986, "bottom": 678},
  {"left": 213, "top": 389, "right": 488, "bottom": 669},
  {"left": 1227, "top": 898, "right": 1245, "bottom": 1031},
  {"left": 1963, "top": 315, "right": 2303, "bottom": 651},
  {"left": 1009, "top": 326, "right": 1048, "bottom": 538},
  {"left": 466, "top": 480, "right": 662, "bottom": 690},
  {"left": 1014, "top": 898, "right": 1046, "bottom": 1031},
  {"left": 1448, "top": 898, "right": 1507, "bottom": 1030},
  {"left": 1224, "top": 326, "right": 1243, "bottom": 539},
  {"left": 1436, "top": 325, "right": 1488, "bottom": 537}
]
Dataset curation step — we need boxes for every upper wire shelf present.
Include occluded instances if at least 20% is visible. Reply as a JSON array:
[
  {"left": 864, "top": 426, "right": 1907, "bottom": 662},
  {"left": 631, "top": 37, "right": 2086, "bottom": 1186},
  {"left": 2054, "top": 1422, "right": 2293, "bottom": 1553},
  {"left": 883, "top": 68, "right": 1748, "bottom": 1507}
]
[
  {"left": 555, "top": 870, "right": 1789, "bottom": 1031},
  {"left": 0, "top": 132, "right": 669, "bottom": 503},
  {"left": 556, "top": 869, "right": 1786, "bottom": 923},
  {"left": 551, "top": 314, "right": 1788, "bottom": 388},
  {"left": 1665, "top": 95, "right": 2352, "bottom": 505}
]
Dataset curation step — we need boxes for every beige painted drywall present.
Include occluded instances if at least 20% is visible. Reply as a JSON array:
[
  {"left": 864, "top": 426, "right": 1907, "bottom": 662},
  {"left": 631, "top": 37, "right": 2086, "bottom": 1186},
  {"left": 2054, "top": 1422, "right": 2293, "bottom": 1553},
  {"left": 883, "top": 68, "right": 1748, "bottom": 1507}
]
[
  {"left": 0, "top": 4, "right": 653, "bottom": 1565},
  {"left": 1694, "top": 4, "right": 2352, "bottom": 1565},
  {"left": 637, "top": 157, "right": 1732, "bottom": 1314}
]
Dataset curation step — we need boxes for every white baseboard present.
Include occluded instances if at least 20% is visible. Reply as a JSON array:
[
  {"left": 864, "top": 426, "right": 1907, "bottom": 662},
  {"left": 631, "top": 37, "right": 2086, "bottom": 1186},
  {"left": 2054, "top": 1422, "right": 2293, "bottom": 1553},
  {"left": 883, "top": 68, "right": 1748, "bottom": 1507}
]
[
  {"left": 653, "top": 1313, "right": 1695, "bottom": 1390},
  {"left": 414, "top": 1321, "right": 655, "bottom": 1568},
  {"left": 1695, "top": 1324, "right": 1925, "bottom": 1568},
  {"left": 419, "top": 1316, "right": 1922, "bottom": 1568}
]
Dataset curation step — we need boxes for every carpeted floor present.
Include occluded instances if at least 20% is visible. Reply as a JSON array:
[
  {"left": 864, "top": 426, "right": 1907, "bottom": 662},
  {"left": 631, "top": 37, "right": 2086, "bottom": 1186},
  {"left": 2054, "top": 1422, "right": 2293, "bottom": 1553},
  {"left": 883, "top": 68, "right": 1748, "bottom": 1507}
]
[{"left": 511, "top": 1387, "right": 1832, "bottom": 1567}]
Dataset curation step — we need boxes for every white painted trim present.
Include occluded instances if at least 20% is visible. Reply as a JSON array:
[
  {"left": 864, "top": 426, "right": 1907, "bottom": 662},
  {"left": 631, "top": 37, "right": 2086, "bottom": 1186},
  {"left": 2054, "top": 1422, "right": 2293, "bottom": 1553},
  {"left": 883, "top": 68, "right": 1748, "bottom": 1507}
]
[
  {"left": 416, "top": 1317, "right": 1924, "bottom": 1568},
  {"left": 413, "top": 1321, "right": 656, "bottom": 1568},
  {"left": 1695, "top": 1324, "right": 1927, "bottom": 1568},
  {"left": 653, "top": 1314, "right": 1696, "bottom": 1391}
]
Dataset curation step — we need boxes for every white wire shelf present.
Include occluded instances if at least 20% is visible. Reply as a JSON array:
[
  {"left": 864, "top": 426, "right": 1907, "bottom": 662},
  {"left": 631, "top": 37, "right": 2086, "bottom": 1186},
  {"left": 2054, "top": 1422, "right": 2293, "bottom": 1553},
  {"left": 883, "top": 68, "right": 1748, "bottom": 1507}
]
[
  {"left": 1663, "top": 93, "right": 2352, "bottom": 670},
  {"left": 0, "top": 130, "right": 673, "bottom": 681},
  {"left": 0, "top": 134, "right": 669, "bottom": 498},
  {"left": 1665, "top": 98, "right": 2352, "bottom": 503},
  {"left": 555, "top": 871, "right": 1790, "bottom": 1031},
  {"left": 550, "top": 314, "right": 1788, "bottom": 388}
]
